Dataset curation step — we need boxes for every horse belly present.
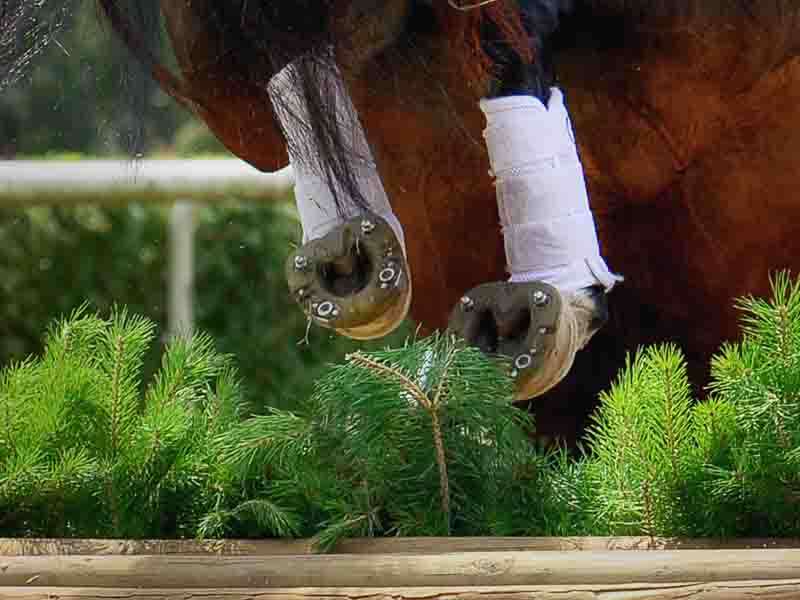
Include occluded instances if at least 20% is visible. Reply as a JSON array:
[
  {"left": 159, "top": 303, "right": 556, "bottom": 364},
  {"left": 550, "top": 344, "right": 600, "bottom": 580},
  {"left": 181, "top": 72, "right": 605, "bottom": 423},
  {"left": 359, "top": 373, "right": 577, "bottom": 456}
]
[
  {"left": 601, "top": 56, "right": 800, "bottom": 356},
  {"left": 535, "top": 55, "right": 800, "bottom": 441}
]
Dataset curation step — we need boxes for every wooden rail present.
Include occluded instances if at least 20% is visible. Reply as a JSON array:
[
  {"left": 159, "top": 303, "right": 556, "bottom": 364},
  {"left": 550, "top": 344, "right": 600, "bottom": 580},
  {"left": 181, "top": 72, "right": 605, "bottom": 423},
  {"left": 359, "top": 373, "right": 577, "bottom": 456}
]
[
  {"left": 2, "top": 536, "right": 800, "bottom": 555},
  {"left": 1, "top": 537, "right": 799, "bottom": 599},
  {"left": 3, "top": 583, "right": 800, "bottom": 600}
]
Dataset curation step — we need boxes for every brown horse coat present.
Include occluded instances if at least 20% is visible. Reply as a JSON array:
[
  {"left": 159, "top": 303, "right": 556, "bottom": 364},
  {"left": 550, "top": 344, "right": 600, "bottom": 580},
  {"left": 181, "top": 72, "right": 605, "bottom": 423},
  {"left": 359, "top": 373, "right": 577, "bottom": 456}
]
[{"left": 105, "top": 1, "right": 800, "bottom": 441}]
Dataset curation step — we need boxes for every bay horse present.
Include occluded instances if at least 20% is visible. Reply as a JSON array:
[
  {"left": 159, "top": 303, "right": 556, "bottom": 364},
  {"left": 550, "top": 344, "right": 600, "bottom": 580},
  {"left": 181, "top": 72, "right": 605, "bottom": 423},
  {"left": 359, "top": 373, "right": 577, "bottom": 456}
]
[{"left": 97, "top": 0, "right": 800, "bottom": 442}]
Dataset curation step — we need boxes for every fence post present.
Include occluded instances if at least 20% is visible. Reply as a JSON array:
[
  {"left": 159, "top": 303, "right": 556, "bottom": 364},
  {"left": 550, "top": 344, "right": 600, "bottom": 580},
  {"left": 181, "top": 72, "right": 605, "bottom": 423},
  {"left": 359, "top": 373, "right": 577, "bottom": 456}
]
[{"left": 168, "top": 200, "right": 196, "bottom": 339}]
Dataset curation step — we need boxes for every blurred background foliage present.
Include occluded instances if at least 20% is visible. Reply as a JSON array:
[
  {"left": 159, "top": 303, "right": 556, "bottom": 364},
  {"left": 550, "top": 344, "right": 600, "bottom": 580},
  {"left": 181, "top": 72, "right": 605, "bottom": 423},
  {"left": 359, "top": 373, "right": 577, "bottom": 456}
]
[
  {"left": 0, "top": 0, "right": 410, "bottom": 413},
  {"left": 0, "top": 0, "right": 226, "bottom": 157}
]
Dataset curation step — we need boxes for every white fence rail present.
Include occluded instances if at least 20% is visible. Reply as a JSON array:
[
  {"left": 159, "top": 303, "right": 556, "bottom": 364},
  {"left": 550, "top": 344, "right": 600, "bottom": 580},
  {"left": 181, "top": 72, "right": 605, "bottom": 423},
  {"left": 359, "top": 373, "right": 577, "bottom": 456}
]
[
  {"left": 0, "top": 159, "right": 296, "bottom": 338},
  {"left": 0, "top": 159, "right": 295, "bottom": 206}
]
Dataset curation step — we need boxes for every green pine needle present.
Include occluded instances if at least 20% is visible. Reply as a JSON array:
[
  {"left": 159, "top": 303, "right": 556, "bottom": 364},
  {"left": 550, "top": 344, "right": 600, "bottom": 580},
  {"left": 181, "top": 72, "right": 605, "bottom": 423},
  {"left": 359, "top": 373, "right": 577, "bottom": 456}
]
[{"left": 4, "top": 272, "right": 800, "bottom": 539}]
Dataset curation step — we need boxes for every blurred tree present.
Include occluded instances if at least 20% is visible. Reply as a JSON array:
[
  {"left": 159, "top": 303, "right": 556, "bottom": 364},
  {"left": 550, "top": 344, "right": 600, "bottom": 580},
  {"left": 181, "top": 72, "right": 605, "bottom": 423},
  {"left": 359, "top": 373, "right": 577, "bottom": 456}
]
[{"left": 0, "top": 0, "right": 191, "bottom": 157}]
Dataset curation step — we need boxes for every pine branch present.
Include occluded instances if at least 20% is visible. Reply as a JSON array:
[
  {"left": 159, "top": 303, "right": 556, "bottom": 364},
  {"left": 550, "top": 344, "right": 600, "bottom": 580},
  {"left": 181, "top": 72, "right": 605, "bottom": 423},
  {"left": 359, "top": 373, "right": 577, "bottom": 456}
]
[
  {"left": 430, "top": 345, "right": 457, "bottom": 408},
  {"left": 218, "top": 410, "right": 311, "bottom": 476},
  {"left": 346, "top": 350, "right": 451, "bottom": 530},
  {"left": 429, "top": 408, "right": 450, "bottom": 530},
  {"left": 0, "top": 306, "right": 253, "bottom": 538},
  {"left": 346, "top": 351, "right": 430, "bottom": 409},
  {"left": 144, "top": 332, "right": 227, "bottom": 409},
  {"left": 232, "top": 498, "right": 300, "bottom": 537},
  {"left": 100, "top": 308, "right": 155, "bottom": 460},
  {"left": 109, "top": 332, "right": 125, "bottom": 459},
  {"left": 313, "top": 513, "right": 371, "bottom": 553},
  {"left": 0, "top": 359, "right": 35, "bottom": 463}
]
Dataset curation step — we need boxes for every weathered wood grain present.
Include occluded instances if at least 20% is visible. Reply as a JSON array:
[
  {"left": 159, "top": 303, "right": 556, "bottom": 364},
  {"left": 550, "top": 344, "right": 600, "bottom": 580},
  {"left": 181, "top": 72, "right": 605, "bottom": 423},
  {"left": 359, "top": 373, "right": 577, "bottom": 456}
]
[
  {"left": 2, "top": 537, "right": 798, "bottom": 556},
  {"left": 3, "top": 581, "right": 800, "bottom": 600},
  {"left": 1, "top": 550, "right": 799, "bottom": 588}
]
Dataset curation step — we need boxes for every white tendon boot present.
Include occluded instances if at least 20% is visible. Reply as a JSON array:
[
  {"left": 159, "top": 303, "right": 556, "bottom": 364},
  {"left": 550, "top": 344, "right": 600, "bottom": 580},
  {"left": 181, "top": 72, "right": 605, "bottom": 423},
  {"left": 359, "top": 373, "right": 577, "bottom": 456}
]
[
  {"left": 478, "top": 88, "right": 623, "bottom": 398},
  {"left": 481, "top": 88, "right": 620, "bottom": 293},
  {"left": 268, "top": 61, "right": 405, "bottom": 250},
  {"left": 269, "top": 61, "right": 410, "bottom": 340}
]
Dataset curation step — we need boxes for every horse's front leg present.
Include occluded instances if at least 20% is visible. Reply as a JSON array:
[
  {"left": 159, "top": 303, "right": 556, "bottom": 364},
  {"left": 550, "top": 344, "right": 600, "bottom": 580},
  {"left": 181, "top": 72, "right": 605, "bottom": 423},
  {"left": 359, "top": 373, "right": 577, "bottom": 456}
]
[
  {"left": 272, "top": 0, "right": 621, "bottom": 401},
  {"left": 447, "top": 0, "right": 622, "bottom": 399},
  {"left": 272, "top": 57, "right": 412, "bottom": 340}
]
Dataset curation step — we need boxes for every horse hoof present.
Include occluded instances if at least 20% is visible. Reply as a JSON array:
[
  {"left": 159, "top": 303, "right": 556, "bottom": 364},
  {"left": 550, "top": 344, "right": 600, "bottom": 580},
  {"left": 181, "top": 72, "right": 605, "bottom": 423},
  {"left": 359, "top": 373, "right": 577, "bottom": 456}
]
[
  {"left": 448, "top": 281, "right": 604, "bottom": 401},
  {"left": 286, "top": 214, "right": 411, "bottom": 340}
]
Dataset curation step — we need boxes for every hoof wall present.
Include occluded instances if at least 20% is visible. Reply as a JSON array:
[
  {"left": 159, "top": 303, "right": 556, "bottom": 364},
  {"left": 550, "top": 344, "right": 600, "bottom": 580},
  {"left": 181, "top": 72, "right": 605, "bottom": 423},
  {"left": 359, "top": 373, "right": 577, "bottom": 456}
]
[
  {"left": 286, "top": 214, "right": 411, "bottom": 340},
  {"left": 448, "top": 281, "right": 575, "bottom": 400}
]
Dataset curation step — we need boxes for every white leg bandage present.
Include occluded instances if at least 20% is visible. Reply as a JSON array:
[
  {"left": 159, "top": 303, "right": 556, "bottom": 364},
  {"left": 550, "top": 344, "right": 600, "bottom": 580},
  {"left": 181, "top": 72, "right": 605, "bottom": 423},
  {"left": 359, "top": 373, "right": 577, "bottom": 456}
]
[
  {"left": 480, "top": 88, "right": 622, "bottom": 293},
  {"left": 268, "top": 61, "right": 405, "bottom": 252}
]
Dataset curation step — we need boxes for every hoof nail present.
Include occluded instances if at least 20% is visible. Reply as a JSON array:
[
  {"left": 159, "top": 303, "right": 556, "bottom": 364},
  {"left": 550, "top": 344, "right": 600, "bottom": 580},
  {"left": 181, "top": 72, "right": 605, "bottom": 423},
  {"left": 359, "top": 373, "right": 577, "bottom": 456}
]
[
  {"left": 294, "top": 255, "right": 310, "bottom": 271},
  {"left": 532, "top": 290, "right": 550, "bottom": 306},
  {"left": 361, "top": 219, "right": 376, "bottom": 235},
  {"left": 315, "top": 300, "right": 338, "bottom": 320},
  {"left": 379, "top": 265, "right": 398, "bottom": 284},
  {"left": 514, "top": 353, "right": 533, "bottom": 370}
]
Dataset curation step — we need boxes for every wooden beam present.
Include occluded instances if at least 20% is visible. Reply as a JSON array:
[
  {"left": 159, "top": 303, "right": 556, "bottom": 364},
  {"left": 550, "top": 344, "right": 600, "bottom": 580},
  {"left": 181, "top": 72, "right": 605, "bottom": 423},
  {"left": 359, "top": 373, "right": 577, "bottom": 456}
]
[
  {"left": 3, "top": 581, "right": 800, "bottom": 600},
  {"left": 1, "top": 550, "right": 799, "bottom": 588},
  {"left": 2, "top": 536, "right": 798, "bottom": 556}
]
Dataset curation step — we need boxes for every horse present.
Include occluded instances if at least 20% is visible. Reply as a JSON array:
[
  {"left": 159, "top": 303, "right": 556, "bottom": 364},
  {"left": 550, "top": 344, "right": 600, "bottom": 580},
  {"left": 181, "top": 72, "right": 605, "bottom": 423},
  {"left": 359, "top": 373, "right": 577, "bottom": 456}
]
[{"left": 95, "top": 0, "right": 800, "bottom": 443}]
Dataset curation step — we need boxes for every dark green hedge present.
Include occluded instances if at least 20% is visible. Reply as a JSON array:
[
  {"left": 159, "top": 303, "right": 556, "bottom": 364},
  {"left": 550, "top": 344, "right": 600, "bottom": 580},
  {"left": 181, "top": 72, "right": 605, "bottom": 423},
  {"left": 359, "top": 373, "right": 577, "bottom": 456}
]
[{"left": 0, "top": 203, "right": 409, "bottom": 413}]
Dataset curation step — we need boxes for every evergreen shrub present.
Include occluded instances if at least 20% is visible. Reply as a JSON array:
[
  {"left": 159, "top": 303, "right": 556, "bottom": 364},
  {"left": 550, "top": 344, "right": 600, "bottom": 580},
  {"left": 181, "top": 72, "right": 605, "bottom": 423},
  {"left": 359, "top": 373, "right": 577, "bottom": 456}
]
[
  {"left": 553, "top": 272, "right": 800, "bottom": 538},
  {"left": 2, "top": 274, "right": 800, "bottom": 543},
  {"left": 0, "top": 306, "right": 242, "bottom": 538}
]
